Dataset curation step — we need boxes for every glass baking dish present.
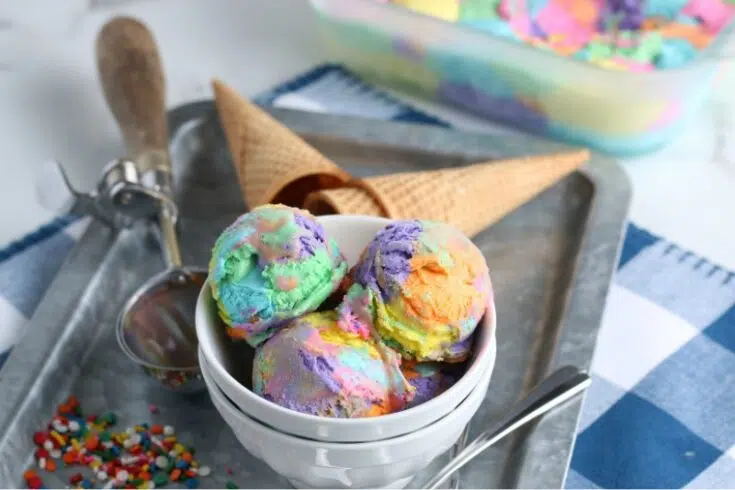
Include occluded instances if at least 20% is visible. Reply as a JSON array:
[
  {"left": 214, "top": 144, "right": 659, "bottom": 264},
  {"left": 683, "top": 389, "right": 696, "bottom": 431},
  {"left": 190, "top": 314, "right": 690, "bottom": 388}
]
[{"left": 308, "top": 0, "right": 735, "bottom": 157}]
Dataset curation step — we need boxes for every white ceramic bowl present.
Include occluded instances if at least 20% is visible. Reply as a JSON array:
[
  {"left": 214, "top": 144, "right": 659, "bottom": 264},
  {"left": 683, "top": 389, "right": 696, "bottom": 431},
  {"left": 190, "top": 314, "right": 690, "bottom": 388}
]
[
  {"left": 195, "top": 215, "right": 497, "bottom": 442},
  {"left": 200, "top": 343, "right": 496, "bottom": 489}
]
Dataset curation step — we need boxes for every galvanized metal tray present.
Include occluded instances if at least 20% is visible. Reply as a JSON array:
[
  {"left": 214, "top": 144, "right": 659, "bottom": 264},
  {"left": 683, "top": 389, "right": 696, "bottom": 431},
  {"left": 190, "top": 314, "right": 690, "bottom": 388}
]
[{"left": 0, "top": 101, "right": 630, "bottom": 489}]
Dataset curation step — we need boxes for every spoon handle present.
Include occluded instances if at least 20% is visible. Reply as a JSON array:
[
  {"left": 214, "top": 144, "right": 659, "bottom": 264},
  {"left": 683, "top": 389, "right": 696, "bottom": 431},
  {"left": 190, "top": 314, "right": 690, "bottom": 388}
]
[{"left": 424, "top": 366, "right": 591, "bottom": 489}]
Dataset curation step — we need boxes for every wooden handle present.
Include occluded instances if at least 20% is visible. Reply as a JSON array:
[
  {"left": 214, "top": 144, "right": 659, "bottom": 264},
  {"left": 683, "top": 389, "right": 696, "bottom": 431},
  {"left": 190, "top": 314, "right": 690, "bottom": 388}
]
[{"left": 96, "top": 16, "right": 168, "bottom": 161}]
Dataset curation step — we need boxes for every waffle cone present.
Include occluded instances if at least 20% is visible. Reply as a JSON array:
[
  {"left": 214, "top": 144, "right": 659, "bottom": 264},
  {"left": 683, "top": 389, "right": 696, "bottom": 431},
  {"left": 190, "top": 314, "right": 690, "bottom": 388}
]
[
  {"left": 304, "top": 150, "right": 589, "bottom": 237},
  {"left": 212, "top": 79, "right": 350, "bottom": 208}
]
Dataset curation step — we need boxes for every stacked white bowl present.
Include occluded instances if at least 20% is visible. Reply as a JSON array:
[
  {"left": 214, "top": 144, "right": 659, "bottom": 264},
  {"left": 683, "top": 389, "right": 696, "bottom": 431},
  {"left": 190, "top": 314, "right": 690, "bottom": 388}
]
[{"left": 195, "top": 216, "right": 497, "bottom": 489}]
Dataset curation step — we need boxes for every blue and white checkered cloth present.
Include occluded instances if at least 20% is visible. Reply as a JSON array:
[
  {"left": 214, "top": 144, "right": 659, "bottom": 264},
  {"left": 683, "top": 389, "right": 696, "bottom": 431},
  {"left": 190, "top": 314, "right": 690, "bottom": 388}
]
[{"left": 2, "top": 65, "right": 734, "bottom": 488}]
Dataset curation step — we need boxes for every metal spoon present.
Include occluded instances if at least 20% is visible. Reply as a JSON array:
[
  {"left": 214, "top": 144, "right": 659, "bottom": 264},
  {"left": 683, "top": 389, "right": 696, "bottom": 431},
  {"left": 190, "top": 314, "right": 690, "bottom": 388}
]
[
  {"left": 446, "top": 424, "right": 470, "bottom": 489},
  {"left": 95, "top": 16, "right": 207, "bottom": 393},
  {"left": 422, "top": 366, "right": 591, "bottom": 489}
]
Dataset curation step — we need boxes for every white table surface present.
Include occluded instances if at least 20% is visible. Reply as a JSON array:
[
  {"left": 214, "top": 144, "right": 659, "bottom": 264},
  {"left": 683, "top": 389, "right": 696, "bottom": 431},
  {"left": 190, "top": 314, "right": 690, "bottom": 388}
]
[{"left": 1, "top": 0, "right": 734, "bottom": 271}]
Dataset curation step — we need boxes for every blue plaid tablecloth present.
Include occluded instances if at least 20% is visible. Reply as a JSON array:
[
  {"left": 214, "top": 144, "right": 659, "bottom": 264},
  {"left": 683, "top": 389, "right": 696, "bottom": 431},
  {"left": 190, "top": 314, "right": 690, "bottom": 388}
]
[{"left": 1, "top": 65, "right": 733, "bottom": 488}]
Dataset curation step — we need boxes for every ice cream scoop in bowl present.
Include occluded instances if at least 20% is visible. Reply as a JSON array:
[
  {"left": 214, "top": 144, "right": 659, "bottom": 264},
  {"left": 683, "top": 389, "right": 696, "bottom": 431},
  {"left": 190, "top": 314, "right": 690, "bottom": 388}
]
[{"left": 195, "top": 215, "right": 497, "bottom": 442}]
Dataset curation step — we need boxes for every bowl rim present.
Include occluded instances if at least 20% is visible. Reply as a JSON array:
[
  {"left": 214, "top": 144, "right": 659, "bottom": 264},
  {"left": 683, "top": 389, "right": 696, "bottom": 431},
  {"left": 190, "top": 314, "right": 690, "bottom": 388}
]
[
  {"left": 195, "top": 214, "right": 497, "bottom": 427},
  {"left": 200, "top": 339, "right": 495, "bottom": 451}
]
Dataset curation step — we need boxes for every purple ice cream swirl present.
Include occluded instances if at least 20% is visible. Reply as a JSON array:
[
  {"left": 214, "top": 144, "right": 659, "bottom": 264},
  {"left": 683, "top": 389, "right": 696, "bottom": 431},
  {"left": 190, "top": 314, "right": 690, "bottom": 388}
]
[
  {"left": 402, "top": 361, "right": 463, "bottom": 408},
  {"left": 337, "top": 220, "right": 422, "bottom": 339},
  {"left": 294, "top": 212, "right": 327, "bottom": 259},
  {"left": 352, "top": 220, "right": 422, "bottom": 302}
]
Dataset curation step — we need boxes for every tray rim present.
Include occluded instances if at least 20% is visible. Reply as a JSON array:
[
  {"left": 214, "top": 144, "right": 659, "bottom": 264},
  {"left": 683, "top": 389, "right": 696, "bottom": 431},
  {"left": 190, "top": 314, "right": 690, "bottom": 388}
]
[{"left": 0, "top": 101, "right": 631, "bottom": 487}]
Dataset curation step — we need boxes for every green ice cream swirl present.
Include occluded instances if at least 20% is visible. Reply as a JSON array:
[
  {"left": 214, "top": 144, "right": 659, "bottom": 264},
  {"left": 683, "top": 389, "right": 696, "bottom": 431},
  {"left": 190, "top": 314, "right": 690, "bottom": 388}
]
[{"left": 208, "top": 204, "right": 348, "bottom": 347}]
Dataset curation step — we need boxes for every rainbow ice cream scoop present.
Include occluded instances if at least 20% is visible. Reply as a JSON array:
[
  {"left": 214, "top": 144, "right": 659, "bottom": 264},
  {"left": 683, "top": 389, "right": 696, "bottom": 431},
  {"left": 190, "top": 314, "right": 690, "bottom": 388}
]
[
  {"left": 338, "top": 220, "right": 491, "bottom": 362},
  {"left": 208, "top": 205, "right": 348, "bottom": 347},
  {"left": 253, "top": 311, "right": 414, "bottom": 417}
]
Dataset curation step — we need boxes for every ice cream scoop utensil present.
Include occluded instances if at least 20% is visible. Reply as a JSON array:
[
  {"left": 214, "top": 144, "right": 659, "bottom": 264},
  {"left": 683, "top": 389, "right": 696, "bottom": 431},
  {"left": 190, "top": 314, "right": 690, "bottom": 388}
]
[
  {"left": 35, "top": 156, "right": 173, "bottom": 229},
  {"left": 96, "top": 16, "right": 206, "bottom": 394},
  {"left": 423, "top": 366, "right": 591, "bottom": 489}
]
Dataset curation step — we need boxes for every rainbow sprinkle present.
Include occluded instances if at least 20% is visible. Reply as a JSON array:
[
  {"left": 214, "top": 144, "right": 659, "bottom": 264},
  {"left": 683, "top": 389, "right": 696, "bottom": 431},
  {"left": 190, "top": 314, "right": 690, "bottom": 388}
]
[{"left": 25, "top": 395, "right": 225, "bottom": 490}]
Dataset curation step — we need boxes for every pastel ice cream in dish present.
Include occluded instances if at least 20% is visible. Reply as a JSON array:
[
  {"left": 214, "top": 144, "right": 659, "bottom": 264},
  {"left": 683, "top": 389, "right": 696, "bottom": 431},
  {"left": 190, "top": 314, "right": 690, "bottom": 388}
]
[
  {"left": 210, "top": 212, "right": 491, "bottom": 418},
  {"left": 311, "top": 0, "right": 735, "bottom": 156},
  {"left": 252, "top": 311, "right": 414, "bottom": 417},
  {"left": 338, "top": 219, "right": 492, "bottom": 363},
  {"left": 208, "top": 205, "right": 348, "bottom": 347},
  {"left": 389, "top": 0, "right": 735, "bottom": 71}
]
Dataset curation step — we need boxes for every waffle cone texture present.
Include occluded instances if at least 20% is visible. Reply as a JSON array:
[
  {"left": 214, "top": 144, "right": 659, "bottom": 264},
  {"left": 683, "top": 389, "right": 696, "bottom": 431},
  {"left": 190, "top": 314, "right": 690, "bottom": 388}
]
[
  {"left": 212, "top": 79, "right": 350, "bottom": 208},
  {"left": 303, "top": 150, "right": 589, "bottom": 237},
  {"left": 211, "top": 77, "right": 588, "bottom": 237}
]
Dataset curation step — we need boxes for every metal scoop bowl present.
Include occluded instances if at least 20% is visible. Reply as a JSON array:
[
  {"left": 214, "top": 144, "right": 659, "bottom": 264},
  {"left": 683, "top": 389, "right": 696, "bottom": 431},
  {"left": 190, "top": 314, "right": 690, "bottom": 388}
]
[
  {"left": 116, "top": 264, "right": 207, "bottom": 394},
  {"left": 116, "top": 196, "right": 208, "bottom": 394}
]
